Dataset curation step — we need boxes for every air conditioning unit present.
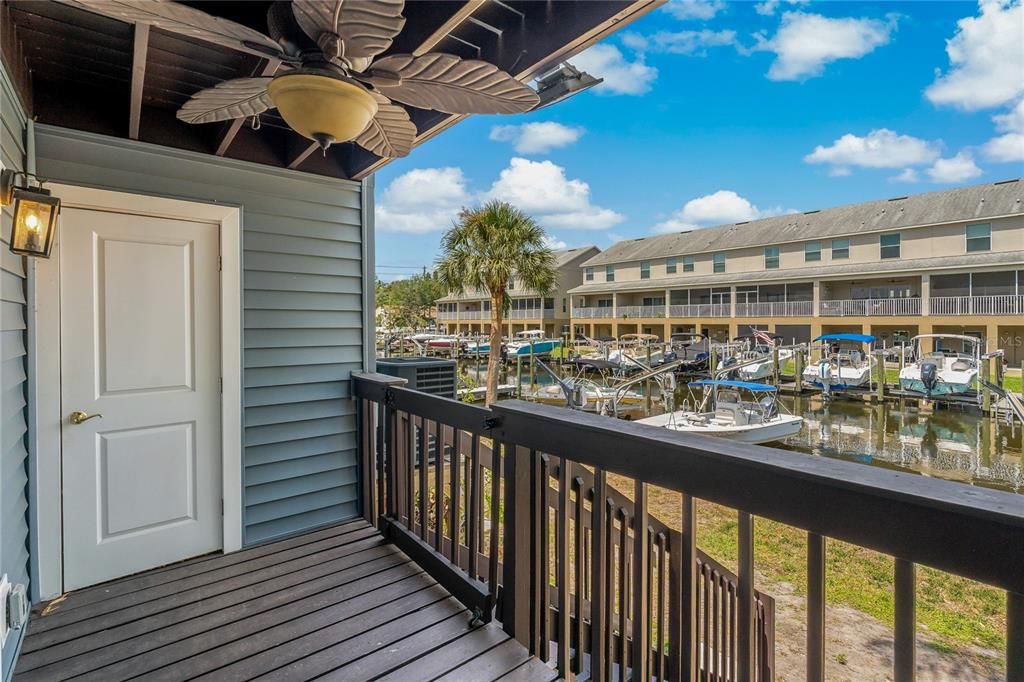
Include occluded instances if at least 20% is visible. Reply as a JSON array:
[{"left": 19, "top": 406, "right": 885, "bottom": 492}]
[{"left": 376, "top": 357, "right": 457, "bottom": 399}]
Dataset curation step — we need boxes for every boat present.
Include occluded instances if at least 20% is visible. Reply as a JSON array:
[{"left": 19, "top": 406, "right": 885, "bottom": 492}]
[
  {"left": 607, "top": 333, "right": 665, "bottom": 365},
  {"left": 717, "top": 334, "right": 794, "bottom": 382},
  {"left": 898, "top": 334, "right": 981, "bottom": 397},
  {"left": 803, "top": 333, "right": 877, "bottom": 390},
  {"left": 464, "top": 337, "right": 492, "bottom": 354},
  {"left": 669, "top": 332, "right": 710, "bottom": 373},
  {"left": 506, "top": 329, "right": 561, "bottom": 356},
  {"left": 529, "top": 377, "right": 645, "bottom": 413},
  {"left": 636, "top": 379, "right": 803, "bottom": 444}
]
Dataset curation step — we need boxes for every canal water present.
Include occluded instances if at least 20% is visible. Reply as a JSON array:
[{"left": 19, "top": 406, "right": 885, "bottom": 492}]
[{"left": 457, "top": 360, "right": 1024, "bottom": 494}]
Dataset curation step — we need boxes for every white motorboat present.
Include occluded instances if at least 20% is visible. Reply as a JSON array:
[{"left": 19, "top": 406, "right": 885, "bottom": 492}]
[
  {"left": 607, "top": 333, "right": 665, "bottom": 366},
  {"left": 530, "top": 378, "right": 645, "bottom": 413},
  {"left": 898, "top": 334, "right": 981, "bottom": 397},
  {"left": 803, "top": 333, "right": 877, "bottom": 390},
  {"left": 637, "top": 380, "right": 803, "bottom": 444},
  {"left": 717, "top": 334, "right": 793, "bottom": 381},
  {"left": 506, "top": 329, "right": 561, "bottom": 356}
]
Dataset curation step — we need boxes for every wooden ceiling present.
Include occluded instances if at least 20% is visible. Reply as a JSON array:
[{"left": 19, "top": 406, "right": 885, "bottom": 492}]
[{"left": 0, "top": 0, "right": 661, "bottom": 180}]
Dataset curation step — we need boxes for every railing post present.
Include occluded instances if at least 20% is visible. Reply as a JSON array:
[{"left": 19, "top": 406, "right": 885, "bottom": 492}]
[
  {"left": 894, "top": 558, "right": 916, "bottom": 682},
  {"left": 502, "top": 443, "right": 533, "bottom": 647},
  {"left": 738, "top": 511, "right": 755, "bottom": 682},
  {"left": 591, "top": 468, "right": 609, "bottom": 682},
  {"left": 807, "top": 533, "right": 825, "bottom": 682},
  {"left": 632, "top": 480, "right": 650, "bottom": 682},
  {"left": 1009, "top": 591, "right": 1024, "bottom": 682}
]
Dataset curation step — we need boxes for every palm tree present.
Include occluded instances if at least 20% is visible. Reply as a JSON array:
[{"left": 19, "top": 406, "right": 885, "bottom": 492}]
[{"left": 436, "top": 201, "right": 557, "bottom": 405}]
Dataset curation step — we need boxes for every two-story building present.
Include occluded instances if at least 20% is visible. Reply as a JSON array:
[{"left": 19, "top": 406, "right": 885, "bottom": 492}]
[
  {"left": 569, "top": 179, "right": 1024, "bottom": 363},
  {"left": 437, "top": 246, "right": 600, "bottom": 337}
]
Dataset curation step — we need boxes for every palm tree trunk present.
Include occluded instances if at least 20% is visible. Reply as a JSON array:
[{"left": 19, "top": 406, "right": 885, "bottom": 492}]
[{"left": 486, "top": 293, "right": 503, "bottom": 405}]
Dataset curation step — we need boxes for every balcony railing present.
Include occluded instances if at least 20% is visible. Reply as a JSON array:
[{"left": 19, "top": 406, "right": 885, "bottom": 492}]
[
  {"left": 354, "top": 372, "right": 1024, "bottom": 682},
  {"left": 573, "top": 307, "right": 612, "bottom": 319},
  {"left": 930, "top": 294, "right": 1024, "bottom": 316},
  {"left": 819, "top": 297, "right": 921, "bottom": 316},
  {"left": 735, "top": 301, "right": 814, "bottom": 317},
  {"left": 509, "top": 309, "right": 543, "bottom": 320},
  {"left": 668, "top": 303, "right": 731, "bottom": 317},
  {"left": 617, "top": 305, "right": 666, "bottom": 318},
  {"left": 437, "top": 311, "right": 458, "bottom": 320}
]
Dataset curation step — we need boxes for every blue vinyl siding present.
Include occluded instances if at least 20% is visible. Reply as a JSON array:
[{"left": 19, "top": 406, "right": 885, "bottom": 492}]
[
  {"left": 34, "top": 125, "right": 367, "bottom": 546},
  {"left": 0, "top": 67, "right": 31, "bottom": 676}
]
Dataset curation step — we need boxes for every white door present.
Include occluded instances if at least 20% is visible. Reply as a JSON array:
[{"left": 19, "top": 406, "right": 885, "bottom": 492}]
[{"left": 60, "top": 207, "right": 222, "bottom": 590}]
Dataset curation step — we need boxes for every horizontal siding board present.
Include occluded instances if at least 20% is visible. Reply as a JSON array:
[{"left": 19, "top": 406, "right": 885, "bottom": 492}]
[
  {"left": 34, "top": 124, "right": 366, "bottom": 547},
  {"left": 245, "top": 466, "right": 358, "bottom": 506},
  {"left": 2, "top": 355, "right": 27, "bottom": 392},
  {"left": 246, "top": 451, "right": 356, "bottom": 486},
  {"left": 2, "top": 300, "right": 27, "bottom": 330},
  {"left": 1, "top": 329, "right": 26, "bottom": 362},
  {"left": 245, "top": 398, "right": 353, "bottom": 427},
  {"left": 243, "top": 381, "right": 349, "bottom": 408},
  {"left": 1, "top": 268, "right": 27, "bottom": 304},
  {"left": 246, "top": 432, "right": 357, "bottom": 467}
]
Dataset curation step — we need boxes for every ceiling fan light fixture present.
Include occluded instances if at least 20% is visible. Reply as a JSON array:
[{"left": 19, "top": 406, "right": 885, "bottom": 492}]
[{"left": 267, "top": 73, "right": 379, "bottom": 149}]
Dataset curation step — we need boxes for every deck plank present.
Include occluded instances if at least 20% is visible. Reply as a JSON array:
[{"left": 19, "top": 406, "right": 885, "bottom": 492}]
[{"left": 13, "top": 520, "right": 552, "bottom": 682}]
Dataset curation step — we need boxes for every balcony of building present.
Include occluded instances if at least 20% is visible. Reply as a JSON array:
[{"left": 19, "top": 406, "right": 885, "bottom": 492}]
[
  {"left": 733, "top": 283, "right": 814, "bottom": 317},
  {"left": 819, "top": 277, "right": 922, "bottom": 317},
  {"left": 928, "top": 270, "right": 1024, "bottom": 316}
]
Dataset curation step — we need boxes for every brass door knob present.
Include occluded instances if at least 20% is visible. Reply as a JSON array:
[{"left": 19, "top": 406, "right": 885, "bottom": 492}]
[{"left": 69, "top": 411, "right": 103, "bottom": 425}]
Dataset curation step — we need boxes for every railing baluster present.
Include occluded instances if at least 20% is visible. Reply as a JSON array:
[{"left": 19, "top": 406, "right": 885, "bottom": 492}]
[
  {"left": 894, "top": 558, "right": 916, "bottom": 682},
  {"left": 539, "top": 454, "right": 552, "bottom": 663},
  {"left": 503, "top": 443, "right": 531, "bottom": 644},
  {"left": 713, "top": 569, "right": 721, "bottom": 680},
  {"left": 488, "top": 441, "right": 502, "bottom": 605},
  {"left": 418, "top": 417, "right": 428, "bottom": 540},
  {"left": 573, "top": 476, "right": 586, "bottom": 676},
  {"left": 677, "top": 494, "right": 697, "bottom": 682},
  {"left": 604, "top": 499, "right": 616, "bottom": 682},
  {"left": 405, "top": 412, "right": 415, "bottom": 527},
  {"left": 1008, "top": 591, "right": 1024, "bottom": 681},
  {"left": 434, "top": 422, "right": 444, "bottom": 552},
  {"left": 591, "top": 470, "right": 608, "bottom": 682},
  {"left": 359, "top": 399, "right": 375, "bottom": 525},
  {"left": 655, "top": 531, "right": 667, "bottom": 682},
  {"left": 557, "top": 458, "right": 572, "bottom": 679},
  {"left": 469, "top": 434, "right": 482, "bottom": 580},
  {"left": 386, "top": 404, "right": 398, "bottom": 520},
  {"left": 617, "top": 507, "right": 629, "bottom": 679},
  {"left": 807, "top": 532, "right": 826, "bottom": 682},
  {"left": 376, "top": 401, "right": 386, "bottom": 528},
  {"left": 702, "top": 563, "right": 709, "bottom": 681},
  {"left": 738, "top": 511, "right": 755, "bottom": 682},
  {"left": 633, "top": 480, "right": 650, "bottom": 682},
  {"left": 449, "top": 428, "right": 461, "bottom": 566}
]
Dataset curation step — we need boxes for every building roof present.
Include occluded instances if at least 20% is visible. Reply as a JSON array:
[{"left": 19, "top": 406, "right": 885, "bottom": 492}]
[
  {"left": 568, "top": 249, "right": 1024, "bottom": 295},
  {"left": 581, "top": 179, "right": 1024, "bottom": 267},
  {"left": 438, "top": 245, "right": 599, "bottom": 302}
]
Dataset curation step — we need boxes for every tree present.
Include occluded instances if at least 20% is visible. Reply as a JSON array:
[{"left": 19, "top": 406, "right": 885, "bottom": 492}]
[
  {"left": 377, "top": 272, "right": 445, "bottom": 329},
  {"left": 436, "top": 201, "right": 557, "bottom": 404}
]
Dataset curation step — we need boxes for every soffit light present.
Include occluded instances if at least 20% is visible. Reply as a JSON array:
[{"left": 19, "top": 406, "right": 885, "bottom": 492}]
[
  {"left": 1, "top": 169, "right": 61, "bottom": 258},
  {"left": 533, "top": 62, "right": 603, "bottom": 110}
]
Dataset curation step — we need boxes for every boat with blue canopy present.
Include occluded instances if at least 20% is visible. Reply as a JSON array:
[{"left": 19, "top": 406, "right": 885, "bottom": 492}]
[
  {"left": 637, "top": 379, "right": 803, "bottom": 444},
  {"left": 803, "top": 333, "right": 877, "bottom": 392}
]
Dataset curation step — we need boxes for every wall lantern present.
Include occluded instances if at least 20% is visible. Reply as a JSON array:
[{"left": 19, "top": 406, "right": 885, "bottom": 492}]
[{"left": 1, "top": 169, "right": 60, "bottom": 258}]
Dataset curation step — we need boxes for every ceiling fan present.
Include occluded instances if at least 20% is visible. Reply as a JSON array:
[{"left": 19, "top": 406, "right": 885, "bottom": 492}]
[{"left": 62, "top": 0, "right": 541, "bottom": 158}]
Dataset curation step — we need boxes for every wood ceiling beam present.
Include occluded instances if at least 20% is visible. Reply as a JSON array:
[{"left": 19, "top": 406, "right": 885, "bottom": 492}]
[
  {"left": 216, "top": 57, "right": 281, "bottom": 156},
  {"left": 413, "top": 0, "right": 487, "bottom": 56},
  {"left": 287, "top": 141, "right": 320, "bottom": 170},
  {"left": 128, "top": 23, "right": 149, "bottom": 139}
]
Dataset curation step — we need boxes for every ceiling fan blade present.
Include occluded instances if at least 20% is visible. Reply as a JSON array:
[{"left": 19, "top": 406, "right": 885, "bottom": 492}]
[
  {"left": 61, "top": 0, "right": 285, "bottom": 61},
  {"left": 292, "top": 0, "right": 406, "bottom": 61},
  {"left": 367, "top": 54, "right": 539, "bottom": 115},
  {"left": 176, "top": 78, "right": 275, "bottom": 124},
  {"left": 355, "top": 92, "right": 416, "bottom": 158}
]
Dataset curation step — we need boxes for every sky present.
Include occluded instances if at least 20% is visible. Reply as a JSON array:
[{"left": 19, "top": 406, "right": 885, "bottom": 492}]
[{"left": 373, "top": 0, "right": 1024, "bottom": 281}]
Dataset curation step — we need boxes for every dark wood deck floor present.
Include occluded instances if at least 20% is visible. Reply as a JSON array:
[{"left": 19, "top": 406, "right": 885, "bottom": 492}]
[{"left": 14, "top": 519, "right": 556, "bottom": 681}]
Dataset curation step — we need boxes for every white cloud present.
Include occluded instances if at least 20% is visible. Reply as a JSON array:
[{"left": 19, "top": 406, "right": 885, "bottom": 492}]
[
  {"left": 664, "top": 0, "right": 725, "bottom": 20},
  {"left": 489, "top": 122, "right": 584, "bottom": 154},
  {"left": 543, "top": 235, "right": 569, "bottom": 250},
  {"left": 925, "top": 0, "right": 1024, "bottom": 111},
  {"left": 376, "top": 167, "right": 470, "bottom": 234},
  {"left": 571, "top": 44, "right": 658, "bottom": 96},
  {"left": 829, "top": 167, "right": 852, "bottom": 177},
  {"left": 754, "top": 0, "right": 810, "bottom": 16},
  {"left": 486, "top": 158, "right": 625, "bottom": 230},
  {"left": 983, "top": 100, "right": 1024, "bottom": 162},
  {"left": 754, "top": 12, "right": 896, "bottom": 81},
  {"left": 623, "top": 30, "right": 737, "bottom": 56},
  {"left": 804, "top": 129, "right": 940, "bottom": 171},
  {"left": 891, "top": 168, "right": 920, "bottom": 183},
  {"left": 652, "top": 190, "right": 795, "bottom": 233},
  {"left": 926, "top": 152, "right": 983, "bottom": 183}
]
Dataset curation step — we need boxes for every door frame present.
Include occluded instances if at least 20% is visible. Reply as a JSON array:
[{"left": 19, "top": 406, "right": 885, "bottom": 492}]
[{"left": 33, "top": 184, "right": 242, "bottom": 598}]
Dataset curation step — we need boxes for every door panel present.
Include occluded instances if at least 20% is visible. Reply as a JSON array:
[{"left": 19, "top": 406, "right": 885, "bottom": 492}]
[{"left": 61, "top": 207, "right": 221, "bottom": 590}]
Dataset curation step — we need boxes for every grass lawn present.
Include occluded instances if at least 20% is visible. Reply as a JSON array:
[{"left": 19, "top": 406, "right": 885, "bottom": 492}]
[{"left": 606, "top": 474, "right": 1007, "bottom": 661}]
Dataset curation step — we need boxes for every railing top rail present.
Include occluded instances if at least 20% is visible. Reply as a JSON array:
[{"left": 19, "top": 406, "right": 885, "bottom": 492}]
[
  {"left": 354, "top": 372, "right": 491, "bottom": 433},
  {"left": 489, "top": 399, "right": 1024, "bottom": 594}
]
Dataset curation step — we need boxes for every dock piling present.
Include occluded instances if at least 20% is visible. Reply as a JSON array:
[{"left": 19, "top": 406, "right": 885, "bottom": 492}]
[{"left": 982, "top": 357, "right": 991, "bottom": 413}]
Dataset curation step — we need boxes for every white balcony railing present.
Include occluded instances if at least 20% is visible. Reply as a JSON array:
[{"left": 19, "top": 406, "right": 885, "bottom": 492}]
[
  {"left": 616, "top": 305, "right": 666, "bottom": 318},
  {"left": 572, "top": 307, "right": 613, "bottom": 319},
  {"left": 735, "top": 301, "right": 814, "bottom": 317},
  {"left": 508, "top": 309, "right": 544, "bottom": 320},
  {"left": 668, "top": 303, "right": 731, "bottom": 317},
  {"left": 929, "top": 294, "right": 1024, "bottom": 316},
  {"left": 437, "top": 311, "right": 459, "bottom": 320},
  {"left": 819, "top": 298, "right": 921, "bottom": 317}
]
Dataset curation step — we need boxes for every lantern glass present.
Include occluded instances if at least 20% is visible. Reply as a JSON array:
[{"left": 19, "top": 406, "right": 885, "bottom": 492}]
[{"left": 10, "top": 189, "right": 59, "bottom": 258}]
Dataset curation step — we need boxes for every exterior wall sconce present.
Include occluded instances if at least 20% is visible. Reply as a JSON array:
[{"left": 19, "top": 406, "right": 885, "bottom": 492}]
[{"left": 1, "top": 169, "right": 60, "bottom": 258}]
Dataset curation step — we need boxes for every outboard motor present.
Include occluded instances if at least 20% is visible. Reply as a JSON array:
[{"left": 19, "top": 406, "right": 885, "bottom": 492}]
[
  {"left": 571, "top": 384, "right": 586, "bottom": 410},
  {"left": 921, "top": 362, "right": 939, "bottom": 396},
  {"left": 720, "top": 355, "right": 739, "bottom": 380},
  {"left": 818, "top": 360, "right": 832, "bottom": 399}
]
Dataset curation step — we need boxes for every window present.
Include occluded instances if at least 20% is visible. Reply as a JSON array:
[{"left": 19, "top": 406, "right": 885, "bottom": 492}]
[
  {"left": 640, "top": 260, "right": 651, "bottom": 279},
  {"left": 966, "top": 223, "right": 991, "bottom": 252},
  {"left": 585, "top": 266, "right": 594, "bottom": 281},
  {"left": 606, "top": 265, "right": 615, "bottom": 282},
  {"left": 666, "top": 257, "right": 677, "bottom": 274},
  {"left": 831, "top": 238, "right": 850, "bottom": 259},
  {"left": 713, "top": 253, "right": 726, "bottom": 273},
  {"left": 804, "top": 241, "right": 822, "bottom": 262},
  {"left": 562, "top": 298, "right": 566, "bottom": 313},
  {"left": 642, "top": 296, "right": 665, "bottom": 306},
  {"left": 880, "top": 233, "right": 901, "bottom": 259},
  {"left": 682, "top": 256, "right": 695, "bottom": 272},
  {"left": 764, "top": 246, "right": 780, "bottom": 269},
  {"left": 597, "top": 298, "right": 613, "bottom": 308}
]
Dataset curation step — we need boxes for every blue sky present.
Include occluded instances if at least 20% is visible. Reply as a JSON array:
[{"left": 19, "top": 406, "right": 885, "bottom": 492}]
[{"left": 374, "top": 0, "right": 1024, "bottom": 280}]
